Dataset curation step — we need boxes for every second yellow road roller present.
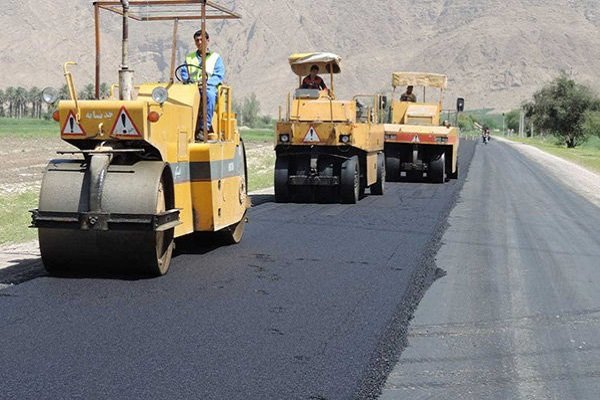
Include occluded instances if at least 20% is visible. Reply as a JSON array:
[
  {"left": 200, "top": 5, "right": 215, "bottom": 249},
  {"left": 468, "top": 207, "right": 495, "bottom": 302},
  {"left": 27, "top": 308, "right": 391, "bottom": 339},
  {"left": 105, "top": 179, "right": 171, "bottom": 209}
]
[{"left": 275, "top": 52, "right": 386, "bottom": 203}]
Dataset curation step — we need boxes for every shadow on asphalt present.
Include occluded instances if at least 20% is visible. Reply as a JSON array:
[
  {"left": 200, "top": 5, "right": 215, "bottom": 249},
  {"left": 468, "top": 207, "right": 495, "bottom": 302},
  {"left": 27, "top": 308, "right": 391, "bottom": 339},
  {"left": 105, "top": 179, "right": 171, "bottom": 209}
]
[
  {"left": 0, "top": 259, "right": 46, "bottom": 286},
  {"left": 251, "top": 194, "right": 275, "bottom": 206}
]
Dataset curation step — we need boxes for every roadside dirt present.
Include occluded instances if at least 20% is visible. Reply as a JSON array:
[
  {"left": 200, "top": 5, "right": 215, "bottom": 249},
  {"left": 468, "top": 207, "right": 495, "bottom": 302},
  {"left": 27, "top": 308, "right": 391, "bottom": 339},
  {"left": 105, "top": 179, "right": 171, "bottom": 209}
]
[{"left": 0, "top": 137, "right": 67, "bottom": 195}]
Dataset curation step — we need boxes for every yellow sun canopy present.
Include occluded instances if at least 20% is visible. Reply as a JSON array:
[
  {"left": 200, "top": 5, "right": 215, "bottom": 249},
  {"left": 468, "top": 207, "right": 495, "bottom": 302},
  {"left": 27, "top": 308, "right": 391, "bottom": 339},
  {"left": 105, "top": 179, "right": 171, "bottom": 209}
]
[{"left": 288, "top": 52, "right": 342, "bottom": 76}]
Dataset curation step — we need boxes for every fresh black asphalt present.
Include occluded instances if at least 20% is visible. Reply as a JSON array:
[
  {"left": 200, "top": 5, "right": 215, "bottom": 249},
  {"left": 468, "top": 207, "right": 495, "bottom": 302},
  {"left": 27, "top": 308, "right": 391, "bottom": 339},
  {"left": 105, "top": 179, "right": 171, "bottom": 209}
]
[{"left": 0, "top": 139, "right": 476, "bottom": 399}]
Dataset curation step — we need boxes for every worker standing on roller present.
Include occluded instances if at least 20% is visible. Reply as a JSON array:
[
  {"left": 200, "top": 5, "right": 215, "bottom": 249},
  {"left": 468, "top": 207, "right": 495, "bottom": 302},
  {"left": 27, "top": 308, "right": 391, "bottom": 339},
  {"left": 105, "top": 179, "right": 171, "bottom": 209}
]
[{"left": 181, "top": 30, "right": 225, "bottom": 138}]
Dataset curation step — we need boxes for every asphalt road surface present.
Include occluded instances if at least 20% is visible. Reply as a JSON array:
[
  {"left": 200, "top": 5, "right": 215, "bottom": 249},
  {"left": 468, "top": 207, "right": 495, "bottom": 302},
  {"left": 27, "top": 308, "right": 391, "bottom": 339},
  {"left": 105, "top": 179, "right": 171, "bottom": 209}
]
[
  {"left": 0, "top": 139, "right": 475, "bottom": 400},
  {"left": 381, "top": 139, "right": 600, "bottom": 399}
]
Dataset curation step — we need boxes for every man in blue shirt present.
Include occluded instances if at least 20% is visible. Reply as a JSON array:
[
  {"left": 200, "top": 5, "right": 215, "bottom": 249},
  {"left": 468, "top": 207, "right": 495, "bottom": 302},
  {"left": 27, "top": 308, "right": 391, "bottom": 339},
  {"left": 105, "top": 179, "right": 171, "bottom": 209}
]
[{"left": 181, "top": 30, "right": 225, "bottom": 138}]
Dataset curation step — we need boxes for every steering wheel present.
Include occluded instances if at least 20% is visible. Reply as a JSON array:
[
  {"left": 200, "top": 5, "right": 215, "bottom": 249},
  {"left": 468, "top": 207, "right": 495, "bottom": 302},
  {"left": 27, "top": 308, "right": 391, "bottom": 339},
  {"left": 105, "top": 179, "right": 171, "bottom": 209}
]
[{"left": 175, "top": 63, "right": 204, "bottom": 83}]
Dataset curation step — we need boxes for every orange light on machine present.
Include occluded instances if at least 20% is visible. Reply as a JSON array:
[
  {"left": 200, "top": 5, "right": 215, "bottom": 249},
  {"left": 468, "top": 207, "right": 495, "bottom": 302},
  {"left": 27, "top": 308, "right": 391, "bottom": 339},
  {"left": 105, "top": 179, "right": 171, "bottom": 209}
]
[
  {"left": 52, "top": 111, "right": 60, "bottom": 122},
  {"left": 148, "top": 111, "right": 160, "bottom": 123}
]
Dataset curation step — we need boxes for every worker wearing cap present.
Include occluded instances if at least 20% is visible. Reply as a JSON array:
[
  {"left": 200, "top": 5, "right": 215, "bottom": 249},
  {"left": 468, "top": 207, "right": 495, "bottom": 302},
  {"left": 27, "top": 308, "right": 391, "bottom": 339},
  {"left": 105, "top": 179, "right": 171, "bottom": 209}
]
[{"left": 181, "top": 30, "right": 224, "bottom": 137}]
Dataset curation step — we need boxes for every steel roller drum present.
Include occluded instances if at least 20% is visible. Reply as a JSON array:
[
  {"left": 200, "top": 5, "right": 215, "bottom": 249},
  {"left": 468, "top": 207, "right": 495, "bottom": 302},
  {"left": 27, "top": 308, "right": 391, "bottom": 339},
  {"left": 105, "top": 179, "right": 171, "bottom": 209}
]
[{"left": 37, "top": 159, "right": 174, "bottom": 276}]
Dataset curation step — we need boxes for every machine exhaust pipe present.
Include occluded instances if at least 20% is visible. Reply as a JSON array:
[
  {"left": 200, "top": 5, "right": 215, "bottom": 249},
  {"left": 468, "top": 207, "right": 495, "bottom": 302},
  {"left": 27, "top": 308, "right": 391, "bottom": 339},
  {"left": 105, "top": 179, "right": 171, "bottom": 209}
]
[{"left": 119, "top": 0, "right": 134, "bottom": 100}]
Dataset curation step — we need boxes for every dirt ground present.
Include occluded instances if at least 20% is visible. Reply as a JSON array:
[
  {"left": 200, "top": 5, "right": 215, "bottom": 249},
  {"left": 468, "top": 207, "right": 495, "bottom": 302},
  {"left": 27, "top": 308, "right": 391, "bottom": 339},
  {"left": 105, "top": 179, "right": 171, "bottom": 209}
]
[{"left": 0, "top": 137, "right": 68, "bottom": 196}]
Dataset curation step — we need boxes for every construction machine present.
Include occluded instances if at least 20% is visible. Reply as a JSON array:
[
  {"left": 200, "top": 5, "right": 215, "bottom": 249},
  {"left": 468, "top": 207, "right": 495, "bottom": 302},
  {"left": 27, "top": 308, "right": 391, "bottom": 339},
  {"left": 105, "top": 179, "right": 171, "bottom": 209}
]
[
  {"left": 384, "top": 72, "right": 464, "bottom": 183},
  {"left": 30, "top": 1, "right": 249, "bottom": 276},
  {"left": 275, "top": 53, "right": 385, "bottom": 203}
]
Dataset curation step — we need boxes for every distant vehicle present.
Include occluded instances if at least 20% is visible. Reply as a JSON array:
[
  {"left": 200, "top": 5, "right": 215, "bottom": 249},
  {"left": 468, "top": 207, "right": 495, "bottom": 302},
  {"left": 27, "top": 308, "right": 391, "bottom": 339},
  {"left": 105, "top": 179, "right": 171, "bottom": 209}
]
[
  {"left": 30, "top": 1, "right": 249, "bottom": 276},
  {"left": 274, "top": 52, "right": 386, "bottom": 203},
  {"left": 383, "top": 72, "right": 464, "bottom": 183},
  {"left": 482, "top": 128, "right": 491, "bottom": 144}
]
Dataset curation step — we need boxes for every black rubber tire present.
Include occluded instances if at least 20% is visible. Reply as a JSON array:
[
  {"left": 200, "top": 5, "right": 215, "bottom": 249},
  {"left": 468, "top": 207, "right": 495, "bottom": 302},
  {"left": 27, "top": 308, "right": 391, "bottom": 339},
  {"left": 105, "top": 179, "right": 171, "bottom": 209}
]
[
  {"left": 274, "top": 156, "right": 290, "bottom": 203},
  {"left": 222, "top": 141, "right": 248, "bottom": 244},
  {"left": 429, "top": 153, "right": 446, "bottom": 183},
  {"left": 371, "top": 153, "right": 385, "bottom": 195},
  {"left": 385, "top": 153, "right": 400, "bottom": 182},
  {"left": 448, "top": 160, "right": 459, "bottom": 179},
  {"left": 221, "top": 211, "right": 247, "bottom": 245},
  {"left": 340, "top": 156, "right": 360, "bottom": 204}
]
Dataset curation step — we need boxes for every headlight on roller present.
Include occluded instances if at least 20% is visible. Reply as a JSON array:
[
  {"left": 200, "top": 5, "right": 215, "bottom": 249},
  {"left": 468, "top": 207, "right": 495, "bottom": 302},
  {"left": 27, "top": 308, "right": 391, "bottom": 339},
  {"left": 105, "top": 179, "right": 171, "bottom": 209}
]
[
  {"left": 41, "top": 87, "right": 58, "bottom": 104},
  {"left": 339, "top": 134, "right": 351, "bottom": 144},
  {"left": 152, "top": 87, "right": 169, "bottom": 105},
  {"left": 279, "top": 134, "right": 290, "bottom": 143}
]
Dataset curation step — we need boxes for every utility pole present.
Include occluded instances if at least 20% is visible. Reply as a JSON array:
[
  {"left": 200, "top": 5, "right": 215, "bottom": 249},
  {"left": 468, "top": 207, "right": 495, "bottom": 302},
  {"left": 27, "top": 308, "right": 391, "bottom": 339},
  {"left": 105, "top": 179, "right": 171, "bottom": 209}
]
[{"left": 502, "top": 112, "right": 506, "bottom": 136}]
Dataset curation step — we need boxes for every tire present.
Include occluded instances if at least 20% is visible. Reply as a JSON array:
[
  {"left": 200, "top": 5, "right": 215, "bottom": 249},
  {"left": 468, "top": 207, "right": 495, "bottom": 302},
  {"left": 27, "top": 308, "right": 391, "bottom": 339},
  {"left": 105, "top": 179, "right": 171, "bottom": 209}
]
[
  {"left": 221, "top": 211, "right": 247, "bottom": 245},
  {"left": 274, "top": 156, "right": 289, "bottom": 203},
  {"left": 370, "top": 153, "right": 385, "bottom": 195},
  {"left": 448, "top": 160, "right": 459, "bottom": 179},
  {"left": 222, "top": 142, "right": 248, "bottom": 244},
  {"left": 385, "top": 153, "right": 400, "bottom": 182},
  {"left": 429, "top": 153, "right": 445, "bottom": 183},
  {"left": 340, "top": 155, "right": 360, "bottom": 204}
]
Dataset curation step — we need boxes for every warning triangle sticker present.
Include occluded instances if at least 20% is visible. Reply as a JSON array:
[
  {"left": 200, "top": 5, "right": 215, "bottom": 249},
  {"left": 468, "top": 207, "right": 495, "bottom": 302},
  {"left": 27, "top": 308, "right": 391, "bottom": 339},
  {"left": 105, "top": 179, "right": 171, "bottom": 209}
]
[
  {"left": 411, "top": 134, "right": 420, "bottom": 143},
  {"left": 61, "top": 111, "right": 86, "bottom": 135},
  {"left": 110, "top": 106, "right": 141, "bottom": 137},
  {"left": 303, "top": 126, "right": 321, "bottom": 143}
]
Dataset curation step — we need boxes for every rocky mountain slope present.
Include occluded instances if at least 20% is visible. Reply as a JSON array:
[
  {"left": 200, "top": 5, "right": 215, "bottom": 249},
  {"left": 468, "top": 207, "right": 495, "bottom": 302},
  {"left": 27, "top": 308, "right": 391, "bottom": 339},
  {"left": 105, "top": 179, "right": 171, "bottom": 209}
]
[{"left": 1, "top": 0, "right": 599, "bottom": 114}]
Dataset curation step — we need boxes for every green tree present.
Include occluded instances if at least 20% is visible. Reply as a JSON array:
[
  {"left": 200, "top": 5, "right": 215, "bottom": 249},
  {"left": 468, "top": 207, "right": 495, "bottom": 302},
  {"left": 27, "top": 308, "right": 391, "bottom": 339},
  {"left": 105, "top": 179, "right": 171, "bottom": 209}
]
[
  {"left": 524, "top": 73, "right": 600, "bottom": 148},
  {"left": 28, "top": 87, "right": 42, "bottom": 118},
  {"left": 241, "top": 93, "right": 261, "bottom": 128},
  {"left": 79, "top": 83, "right": 95, "bottom": 100},
  {"left": 100, "top": 82, "right": 110, "bottom": 99},
  {"left": 457, "top": 113, "right": 475, "bottom": 131},
  {"left": 5, "top": 87, "right": 15, "bottom": 118},
  {"left": 0, "top": 89, "right": 5, "bottom": 117},
  {"left": 14, "top": 87, "right": 28, "bottom": 118},
  {"left": 582, "top": 110, "right": 600, "bottom": 139},
  {"left": 505, "top": 109, "right": 520, "bottom": 132},
  {"left": 58, "top": 84, "right": 70, "bottom": 100}
]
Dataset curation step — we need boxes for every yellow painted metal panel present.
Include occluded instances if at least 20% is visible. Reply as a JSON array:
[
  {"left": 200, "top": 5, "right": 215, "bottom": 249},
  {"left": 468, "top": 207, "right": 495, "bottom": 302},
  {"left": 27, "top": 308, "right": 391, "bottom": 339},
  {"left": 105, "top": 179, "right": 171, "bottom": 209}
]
[{"left": 174, "top": 181, "right": 194, "bottom": 237}]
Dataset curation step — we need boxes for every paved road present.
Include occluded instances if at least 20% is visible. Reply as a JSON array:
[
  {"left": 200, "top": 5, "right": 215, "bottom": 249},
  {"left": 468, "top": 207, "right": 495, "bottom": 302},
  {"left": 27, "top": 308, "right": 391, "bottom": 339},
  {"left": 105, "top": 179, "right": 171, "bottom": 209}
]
[
  {"left": 0, "top": 141, "right": 476, "bottom": 399},
  {"left": 381, "top": 139, "right": 600, "bottom": 399}
]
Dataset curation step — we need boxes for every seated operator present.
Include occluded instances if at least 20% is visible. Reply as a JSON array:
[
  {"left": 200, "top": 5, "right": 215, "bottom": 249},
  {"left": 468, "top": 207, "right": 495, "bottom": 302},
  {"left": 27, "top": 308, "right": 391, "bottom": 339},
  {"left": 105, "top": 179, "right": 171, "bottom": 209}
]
[
  {"left": 301, "top": 65, "right": 328, "bottom": 91},
  {"left": 400, "top": 85, "right": 417, "bottom": 102},
  {"left": 181, "top": 30, "right": 224, "bottom": 140}
]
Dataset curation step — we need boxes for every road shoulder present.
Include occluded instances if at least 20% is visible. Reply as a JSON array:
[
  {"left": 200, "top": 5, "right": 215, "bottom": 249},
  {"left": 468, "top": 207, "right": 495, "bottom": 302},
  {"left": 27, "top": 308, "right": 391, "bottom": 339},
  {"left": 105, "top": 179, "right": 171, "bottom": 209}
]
[{"left": 495, "top": 135, "right": 600, "bottom": 207}]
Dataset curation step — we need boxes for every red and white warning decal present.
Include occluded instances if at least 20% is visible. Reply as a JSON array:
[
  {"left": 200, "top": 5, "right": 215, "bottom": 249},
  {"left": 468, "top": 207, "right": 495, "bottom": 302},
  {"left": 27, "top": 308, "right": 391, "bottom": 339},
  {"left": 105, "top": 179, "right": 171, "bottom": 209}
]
[
  {"left": 303, "top": 126, "right": 321, "bottom": 143},
  {"left": 411, "top": 134, "right": 420, "bottom": 143},
  {"left": 110, "top": 106, "right": 142, "bottom": 137},
  {"left": 61, "top": 111, "right": 86, "bottom": 135}
]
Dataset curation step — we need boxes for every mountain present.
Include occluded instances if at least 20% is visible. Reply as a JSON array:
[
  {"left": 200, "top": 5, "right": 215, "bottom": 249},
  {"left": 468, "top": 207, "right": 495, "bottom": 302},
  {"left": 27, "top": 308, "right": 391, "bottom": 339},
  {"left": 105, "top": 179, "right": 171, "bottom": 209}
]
[{"left": 2, "top": 0, "right": 600, "bottom": 115}]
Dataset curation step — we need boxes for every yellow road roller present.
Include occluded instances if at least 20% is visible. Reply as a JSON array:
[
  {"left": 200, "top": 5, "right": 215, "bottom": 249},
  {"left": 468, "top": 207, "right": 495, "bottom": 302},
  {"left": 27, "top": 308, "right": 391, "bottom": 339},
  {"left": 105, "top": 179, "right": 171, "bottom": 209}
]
[
  {"left": 30, "top": 1, "right": 249, "bottom": 276},
  {"left": 275, "top": 53, "right": 386, "bottom": 203},
  {"left": 384, "top": 72, "right": 464, "bottom": 183}
]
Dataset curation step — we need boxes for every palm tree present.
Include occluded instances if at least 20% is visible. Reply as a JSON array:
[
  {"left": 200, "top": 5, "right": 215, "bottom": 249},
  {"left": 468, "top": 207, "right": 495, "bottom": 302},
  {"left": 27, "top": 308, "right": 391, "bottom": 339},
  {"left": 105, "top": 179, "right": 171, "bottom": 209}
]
[
  {"left": 28, "top": 87, "right": 41, "bottom": 118},
  {"left": 81, "top": 83, "right": 95, "bottom": 100},
  {"left": 58, "top": 84, "right": 70, "bottom": 101},
  {"left": 5, "top": 87, "right": 15, "bottom": 118},
  {"left": 100, "top": 82, "right": 110, "bottom": 99},
  {"left": 0, "top": 89, "right": 5, "bottom": 117},
  {"left": 15, "top": 87, "right": 28, "bottom": 118}
]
